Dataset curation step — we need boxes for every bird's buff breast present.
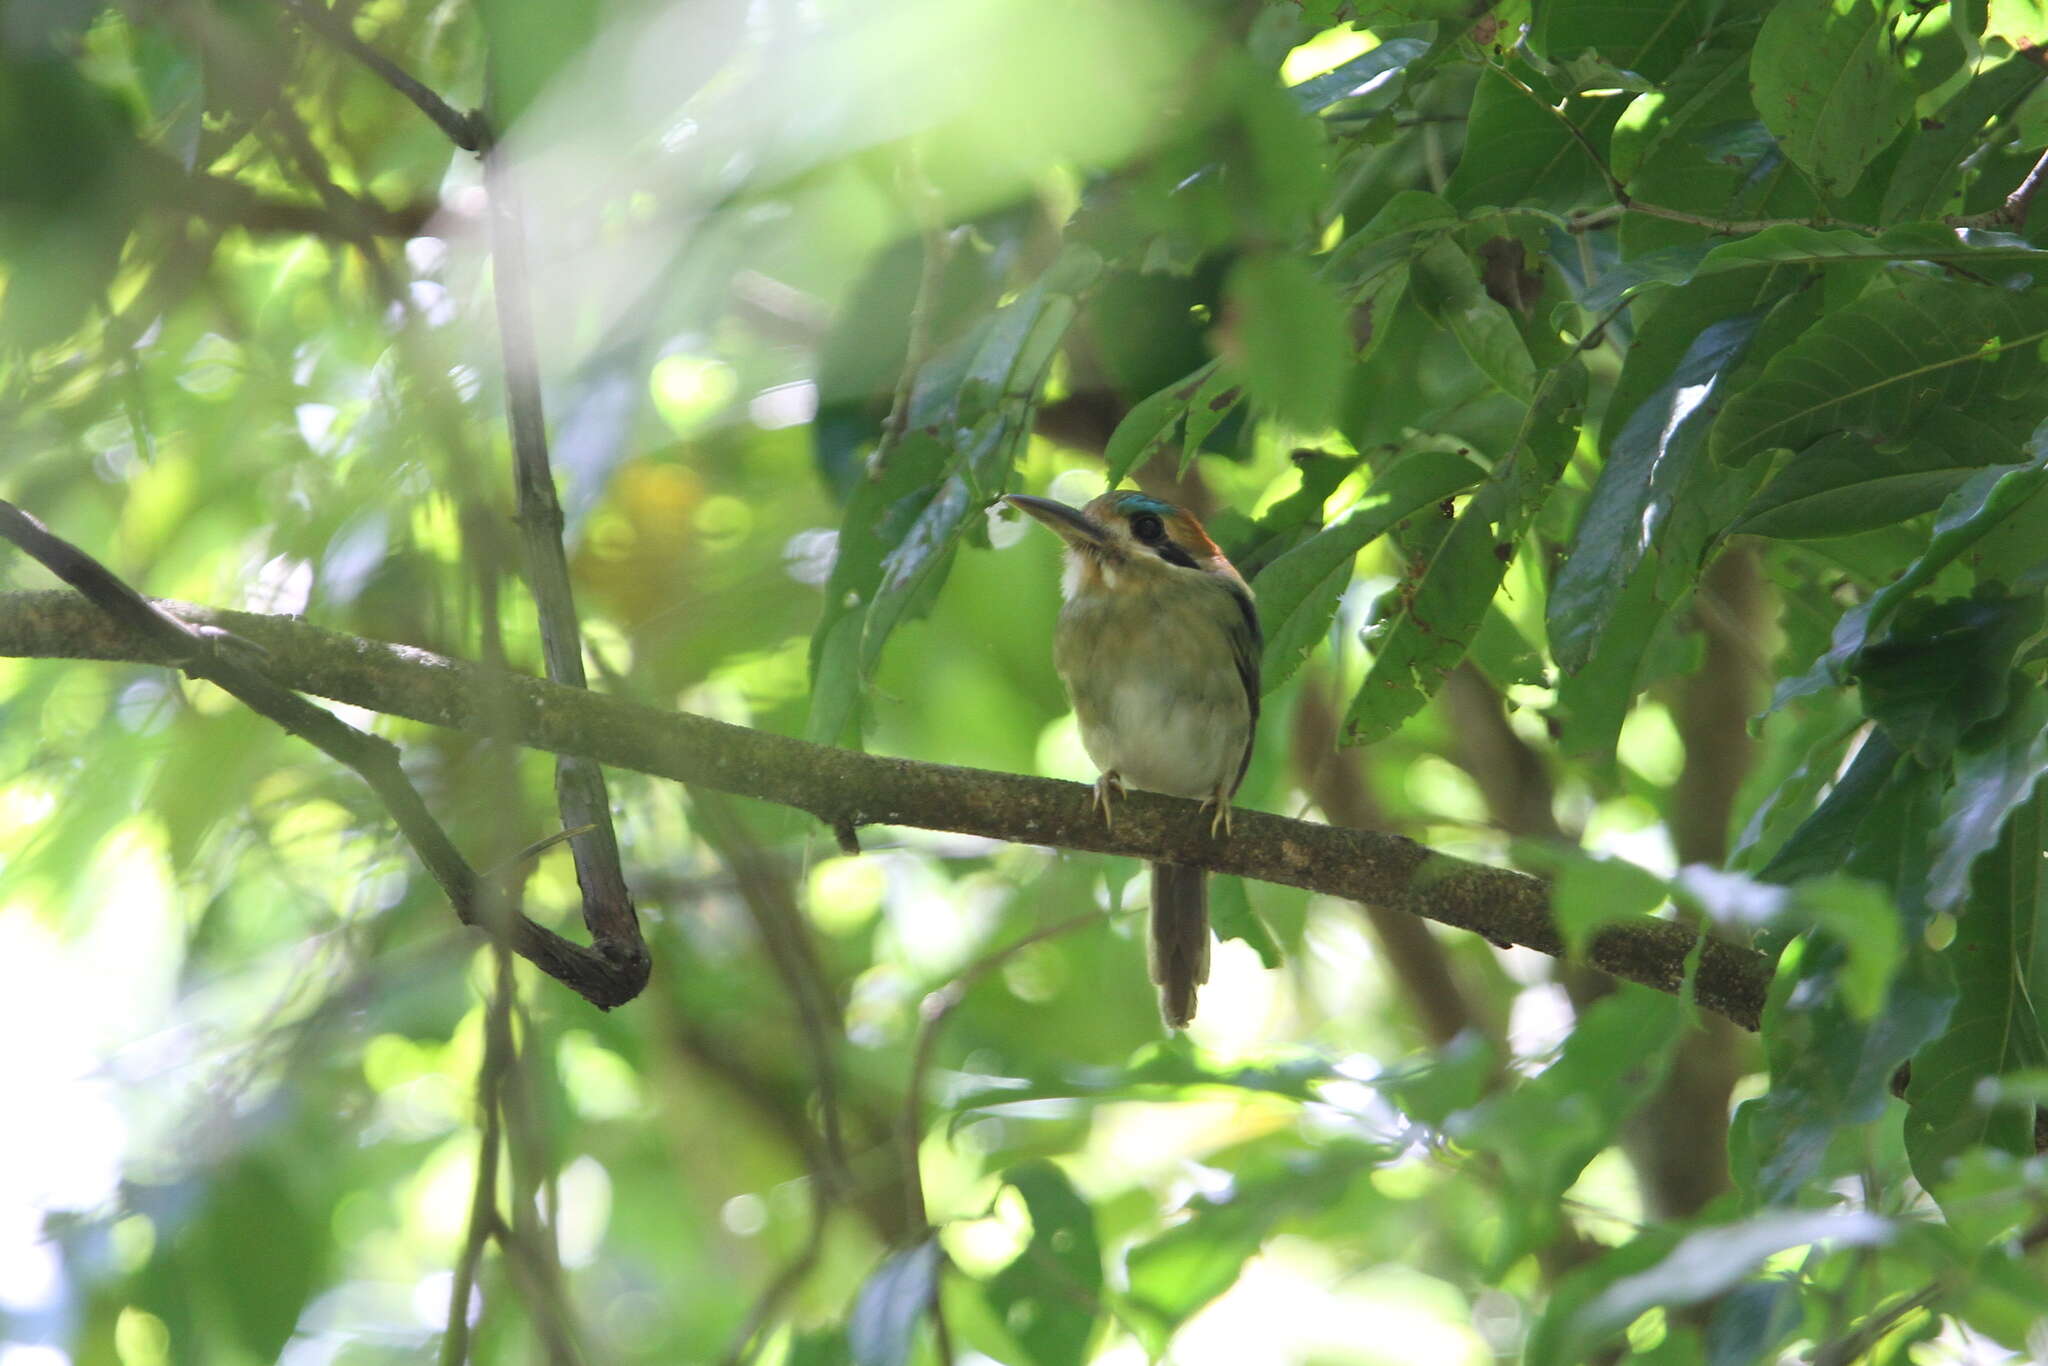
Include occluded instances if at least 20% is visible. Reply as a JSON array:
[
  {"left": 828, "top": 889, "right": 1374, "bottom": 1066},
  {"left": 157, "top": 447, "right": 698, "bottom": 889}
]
[{"left": 1053, "top": 584, "right": 1250, "bottom": 800}]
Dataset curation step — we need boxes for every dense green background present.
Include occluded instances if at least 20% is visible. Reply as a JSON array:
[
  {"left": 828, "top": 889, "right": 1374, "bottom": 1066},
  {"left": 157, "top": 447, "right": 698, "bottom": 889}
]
[{"left": 7, "top": 0, "right": 2048, "bottom": 1362}]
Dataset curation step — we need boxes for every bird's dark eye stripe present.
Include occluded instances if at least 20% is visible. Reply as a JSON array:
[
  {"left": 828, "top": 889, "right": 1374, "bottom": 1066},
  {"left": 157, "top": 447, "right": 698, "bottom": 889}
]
[{"left": 1154, "top": 541, "right": 1200, "bottom": 571}]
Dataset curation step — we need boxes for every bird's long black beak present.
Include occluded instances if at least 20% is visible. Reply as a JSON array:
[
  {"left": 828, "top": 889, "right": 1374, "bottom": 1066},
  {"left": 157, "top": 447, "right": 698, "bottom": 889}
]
[{"left": 1005, "top": 494, "right": 1108, "bottom": 548}]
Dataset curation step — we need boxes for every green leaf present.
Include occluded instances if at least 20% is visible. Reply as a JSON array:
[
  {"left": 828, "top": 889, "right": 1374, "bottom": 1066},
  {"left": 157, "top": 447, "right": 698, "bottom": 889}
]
[
  {"left": 1858, "top": 594, "right": 2045, "bottom": 766},
  {"left": 1408, "top": 237, "right": 1537, "bottom": 402},
  {"left": 986, "top": 1162, "right": 1102, "bottom": 1366},
  {"left": 1928, "top": 683, "right": 2048, "bottom": 909},
  {"left": 1733, "top": 413, "right": 2026, "bottom": 540},
  {"left": 1516, "top": 844, "right": 1669, "bottom": 957},
  {"left": 1580, "top": 224, "right": 2048, "bottom": 316},
  {"left": 1907, "top": 786, "right": 2048, "bottom": 1197},
  {"left": 1178, "top": 365, "right": 1245, "bottom": 471},
  {"left": 1373, "top": 1030, "right": 1498, "bottom": 1127},
  {"left": 806, "top": 432, "right": 953, "bottom": 746},
  {"left": 1289, "top": 37, "right": 1429, "bottom": 112},
  {"left": 1529, "top": 1211, "right": 1892, "bottom": 1366},
  {"left": 1528, "top": 0, "right": 1709, "bottom": 83},
  {"left": 1102, "top": 361, "right": 1220, "bottom": 485},
  {"left": 1882, "top": 59, "right": 2044, "bottom": 223},
  {"left": 1124, "top": 1140, "right": 1383, "bottom": 1354},
  {"left": 1550, "top": 312, "right": 1764, "bottom": 672},
  {"left": 1778, "top": 434, "right": 2048, "bottom": 699},
  {"left": 1712, "top": 277, "right": 2048, "bottom": 467},
  {"left": 1254, "top": 451, "right": 1483, "bottom": 693},
  {"left": 1750, "top": 0, "right": 1916, "bottom": 196},
  {"left": 788, "top": 1328, "right": 855, "bottom": 1366},
  {"left": 185, "top": 1156, "right": 327, "bottom": 1364},
  {"left": 478, "top": 0, "right": 602, "bottom": 127},
  {"left": 1346, "top": 361, "right": 1586, "bottom": 744},
  {"left": 0, "top": 55, "right": 141, "bottom": 347},
  {"left": 851, "top": 1241, "right": 943, "bottom": 1366},
  {"left": 1225, "top": 252, "right": 1350, "bottom": 431},
  {"left": 1445, "top": 65, "right": 1619, "bottom": 213},
  {"left": 1208, "top": 875, "right": 1282, "bottom": 968},
  {"left": 1453, "top": 987, "right": 1688, "bottom": 1266},
  {"left": 1733, "top": 750, "right": 1953, "bottom": 1205}
]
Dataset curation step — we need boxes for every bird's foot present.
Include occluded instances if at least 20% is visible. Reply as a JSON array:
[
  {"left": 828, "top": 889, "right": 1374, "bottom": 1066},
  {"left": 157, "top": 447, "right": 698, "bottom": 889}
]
[
  {"left": 1092, "top": 771, "right": 1126, "bottom": 832},
  {"left": 1200, "top": 788, "right": 1233, "bottom": 839}
]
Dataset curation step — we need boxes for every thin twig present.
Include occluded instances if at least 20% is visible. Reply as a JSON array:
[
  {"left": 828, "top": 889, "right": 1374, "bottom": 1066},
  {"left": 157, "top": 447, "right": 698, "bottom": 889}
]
[
  {"left": 277, "top": 0, "right": 484, "bottom": 149},
  {"left": 441, "top": 931, "right": 518, "bottom": 1366}
]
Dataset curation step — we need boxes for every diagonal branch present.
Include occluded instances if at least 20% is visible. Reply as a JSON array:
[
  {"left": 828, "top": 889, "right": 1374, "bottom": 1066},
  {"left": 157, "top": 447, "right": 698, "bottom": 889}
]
[
  {"left": 277, "top": 0, "right": 485, "bottom": 150},
  {"left": 0, "top": 591, "right": 1775, "bottom": 1030},
  {"left": 0, "top": 525, "right": 643, "bottom": 1009}
]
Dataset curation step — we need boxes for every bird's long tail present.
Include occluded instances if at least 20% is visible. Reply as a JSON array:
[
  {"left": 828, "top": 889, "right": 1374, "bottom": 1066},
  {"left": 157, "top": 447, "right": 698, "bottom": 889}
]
[{"left": 1149, "top": 861, "right": 1211, "bottom": 1029}]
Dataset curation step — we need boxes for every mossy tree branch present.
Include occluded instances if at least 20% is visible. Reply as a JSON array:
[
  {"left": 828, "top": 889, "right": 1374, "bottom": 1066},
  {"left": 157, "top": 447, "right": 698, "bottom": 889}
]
[{"left": 0, "top": 590, "right": 1775, "bottom": 1030}]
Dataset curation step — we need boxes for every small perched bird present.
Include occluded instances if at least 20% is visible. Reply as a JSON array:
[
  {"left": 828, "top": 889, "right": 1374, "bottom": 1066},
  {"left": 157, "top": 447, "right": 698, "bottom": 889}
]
[{"left": 1006, "top": 488, "right": 1259, "bottom": 1028}]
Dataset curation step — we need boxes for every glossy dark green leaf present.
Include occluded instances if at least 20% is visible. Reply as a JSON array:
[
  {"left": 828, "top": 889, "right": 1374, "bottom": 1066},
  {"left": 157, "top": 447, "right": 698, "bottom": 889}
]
[
  {"left": 1750, "top": 0, "right": 1915, "bottom": 195},
  {"left": 1733, "top": 748, "right": 1953, "bottom": 1206},
  {"left": 1550, "top": 312, "right": 1763, "bottom": 672},
  {"left": 1776, "top": 434, "right": 2048, "bottom": 700},
  {"left": 1255, "top": 450, "right": 1482, "bottom": 693},
  {"left": 1928, "top": 682, "right": 2048, "bottom": 909},
  {"left": 1582, "top": 224, "right": 2048, "bottom": 316},
  {"left": 1290, "top": 38, "right": 1429, "bottom": 112},
  {"left": 850, "top": 1241, "right": 942, "bottom": 1366},
  {"left": 1858, "top": 594, "right": 2044, "bottom": 765},
  {"left": 1733, "top": 414, "right": 2023, "bottom": 540},
  {"left": 1882, "top": 59, "right": 2044, "bottom": 223},
  {"left": 1907, "top": 786, "right": 2048, "bottom": 1198},
  {"left": 986, "top": 1162, "right": 1102, "bottom": 1366},
  {"left": 1711, "top": 278, "right": 2048, "bottom": 467}
]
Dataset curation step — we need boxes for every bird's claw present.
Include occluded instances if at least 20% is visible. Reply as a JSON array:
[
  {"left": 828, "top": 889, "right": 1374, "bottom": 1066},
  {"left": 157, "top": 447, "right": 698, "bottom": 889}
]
[
  {"left": 1201, "top": 790, "right": 1233, "bottom": 839},
  {"left": 1092, "top": 771, "right": 1125, "bottom": 832}
]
